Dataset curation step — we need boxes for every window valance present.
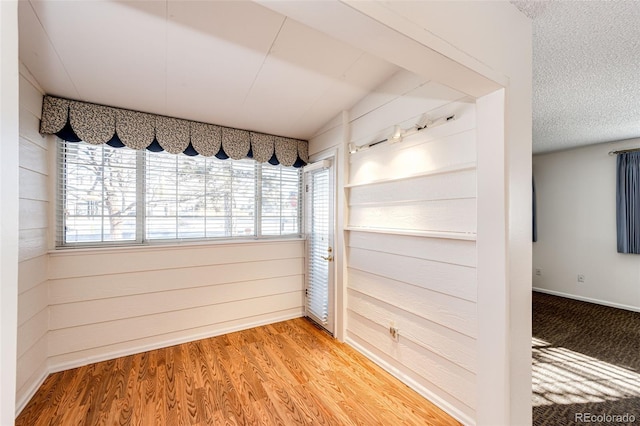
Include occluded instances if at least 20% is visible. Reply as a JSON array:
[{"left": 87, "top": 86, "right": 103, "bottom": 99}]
[{"left": 39, "top": 95, "right": 309, "bottom": 167}]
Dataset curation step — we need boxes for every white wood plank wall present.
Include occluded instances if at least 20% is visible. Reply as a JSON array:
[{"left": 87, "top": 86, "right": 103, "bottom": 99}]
[
  {"left": 47, "top": 240, "right": 305, "bottom": 371},
  {"left": 15, "top": 67, "right": 306, "bottom": 414},
  {"left": 309, "top": 70, "right": 478, "bottom": 424},
  {"left": 17, "top": 69, "right": 50, "bottom": 411}
]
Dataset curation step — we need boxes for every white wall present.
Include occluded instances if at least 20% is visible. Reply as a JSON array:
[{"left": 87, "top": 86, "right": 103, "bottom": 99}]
[
  {"left": 268, "top": 2, "right": 532, "bottom": 424},
  {"left": 367, "top": 5, "right": 532, "bottom": 425},
  {"left": 311, "top": 70, "right": 479, "bottom": 424},
  {"left": 533, "top": 140, "right": 640, "bottom": 310},
  {"left": 347, "top": 93, "right": 477, "bottom": 424},
  {"left": 16, "top": 66, "right": 51, "bottom": 413},
  {"left": 47, "top": 240, "right": 305, "bottom": 372},
  {"left": 1, "top": 1, "right": 20, "bottom": 423}
]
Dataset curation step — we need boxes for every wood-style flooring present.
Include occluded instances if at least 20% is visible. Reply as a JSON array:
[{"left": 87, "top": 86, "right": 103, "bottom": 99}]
[{"left": 16, "top": 317, "right": 459, "bottom": 425}]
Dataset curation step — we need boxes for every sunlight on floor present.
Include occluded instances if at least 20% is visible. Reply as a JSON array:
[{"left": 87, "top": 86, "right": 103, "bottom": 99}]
[{"left": 532, "top": 337, "right": 640, "bottom": 406}]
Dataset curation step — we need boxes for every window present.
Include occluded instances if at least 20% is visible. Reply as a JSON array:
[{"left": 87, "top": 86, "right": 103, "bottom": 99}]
[{"left": 57, "top": 141, "right": 302, "bottom": 246}]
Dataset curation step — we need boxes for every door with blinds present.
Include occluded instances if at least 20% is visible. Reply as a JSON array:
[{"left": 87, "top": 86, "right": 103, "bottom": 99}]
[{"left": 304, "top": 160, "right": 334, "bottom": 334}]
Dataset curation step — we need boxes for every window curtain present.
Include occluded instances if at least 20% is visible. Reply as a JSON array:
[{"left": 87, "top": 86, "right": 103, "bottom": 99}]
[
  {"left": 616, "top": 151, "right": 640, "bottom": 253},
  {"left": 39, "top": 95, "right": 309, "bottom": 168}
]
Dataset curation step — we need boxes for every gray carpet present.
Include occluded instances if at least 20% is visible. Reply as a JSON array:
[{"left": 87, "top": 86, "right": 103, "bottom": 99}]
[{"left": 533, "top": 291, "right": 640, "bottom": 425}]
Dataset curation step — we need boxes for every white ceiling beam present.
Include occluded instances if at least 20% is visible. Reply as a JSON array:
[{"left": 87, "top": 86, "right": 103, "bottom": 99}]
[{"left": 255, "top": 0, "right": 504, "bottom": 98}]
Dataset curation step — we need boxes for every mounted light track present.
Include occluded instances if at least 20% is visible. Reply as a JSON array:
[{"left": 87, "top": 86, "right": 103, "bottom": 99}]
[{"left": 348, "top": 114, "right": 456, "bottom": 154}]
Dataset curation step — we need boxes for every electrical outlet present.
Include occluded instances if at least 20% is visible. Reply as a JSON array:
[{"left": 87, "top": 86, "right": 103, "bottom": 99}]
[
  {"left": 577, "top": 274, "right": 585, "bottom": 283},
  {"left": 389, "top": 324, "right": 399, "bottom": 341},
  {"left": 535, "top": 268, "right": 542, "bottom": 276}
]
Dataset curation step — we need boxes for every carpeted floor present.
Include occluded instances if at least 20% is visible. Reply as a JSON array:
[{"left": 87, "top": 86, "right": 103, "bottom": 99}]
[{"left": 532, "top": 291, "right": 640, "bottom": 425}]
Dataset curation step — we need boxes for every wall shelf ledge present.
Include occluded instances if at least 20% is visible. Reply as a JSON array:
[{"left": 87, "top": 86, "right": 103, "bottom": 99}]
[
  {"left": 344, "top": 162, "right": 476, "bottom": 189},
  {"left": 345, "top": 226, "right": 477, "bottom": 241}
]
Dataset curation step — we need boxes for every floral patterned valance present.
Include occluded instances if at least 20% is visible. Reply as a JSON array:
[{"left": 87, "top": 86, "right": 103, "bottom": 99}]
[{"left": 39, "top": 96, "right": 309, "bottom": 167}]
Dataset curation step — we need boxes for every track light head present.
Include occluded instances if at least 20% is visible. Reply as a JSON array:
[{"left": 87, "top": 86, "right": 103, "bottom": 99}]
[{"left": 390, "top": 125, "right": 403, "bottom": 142}]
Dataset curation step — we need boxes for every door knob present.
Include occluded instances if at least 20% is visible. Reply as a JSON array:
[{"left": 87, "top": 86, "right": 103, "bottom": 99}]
[{"left": 321, "top": 255, "right": 333, "bottom": 261}]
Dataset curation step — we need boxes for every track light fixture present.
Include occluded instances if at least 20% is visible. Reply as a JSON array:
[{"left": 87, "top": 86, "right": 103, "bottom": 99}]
[
  {"left": 390, "top": 125, "right": 403, "bottom": 142},
  {"left": 416, "top": 114, "right": 456, "bottom": 131},
  {"left": 348, "top": 114, "right": 456, "bottom": 154}
]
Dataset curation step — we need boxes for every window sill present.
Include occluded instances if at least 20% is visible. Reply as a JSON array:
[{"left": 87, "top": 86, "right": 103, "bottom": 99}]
[{"left": 49, "top": 235, "right": 306, "bottom": 257}]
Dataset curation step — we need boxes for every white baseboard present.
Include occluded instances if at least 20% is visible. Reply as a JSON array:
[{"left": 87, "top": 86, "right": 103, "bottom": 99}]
[
  {"left": 48, "top": 310, "right": 304, "bottom": 374},
  {"left": 533, "top": 287, "right": 640, "bottom": 313},
  {"left": 15, "top": 366, "right": 48, "bottom": 417},
  {"left": 345, "top": 337, "right": 475, "bottom": 426}
]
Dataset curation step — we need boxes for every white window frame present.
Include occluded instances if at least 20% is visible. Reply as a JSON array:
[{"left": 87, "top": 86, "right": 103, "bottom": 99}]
[{"left": 56, "top": 140, "right": 303, "bottom": 247}]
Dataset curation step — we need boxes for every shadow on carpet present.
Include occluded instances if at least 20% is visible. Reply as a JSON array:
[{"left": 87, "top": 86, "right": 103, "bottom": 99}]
[{"left": 532, "top": 292, "right": 640, "bottom": 425}]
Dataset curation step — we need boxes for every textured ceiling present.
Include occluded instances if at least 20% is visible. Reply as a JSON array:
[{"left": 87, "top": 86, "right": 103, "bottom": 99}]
[{"left": 513, "top": 0, "right": 640, "bottom": 154}]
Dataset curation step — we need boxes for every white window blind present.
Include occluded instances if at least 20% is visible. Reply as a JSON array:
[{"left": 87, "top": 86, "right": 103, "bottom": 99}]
[
  {"left": 261, "top": 163, "right": 301, "bottom": 236},
  {"left": 58, "top": 142, "right": 138, "bottom": 244},
  {"left": 145, "top": 152, "right": 257, "bottom": 240},
  {"left": 306, "top": 167, "right": 331, "bottom": 326},
  {"left": 57, "top": 141, "right": 301, "bottom": 246}
]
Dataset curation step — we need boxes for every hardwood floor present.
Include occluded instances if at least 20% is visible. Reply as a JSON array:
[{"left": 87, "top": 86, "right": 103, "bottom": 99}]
[{"left": 17, "top": 318, "right": 460, "bottom": 425}]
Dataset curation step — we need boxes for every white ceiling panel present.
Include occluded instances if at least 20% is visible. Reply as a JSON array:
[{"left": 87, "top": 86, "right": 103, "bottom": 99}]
[
  {"left": 239, "top": 18, "right": 362, "bottom": 137},
  {"left": 164, "top": 1, "right": 284, "bottom": 127},
  {"left": 19, "top": 0, "right": 401, "bottom": 140},
  {"left": 297, "top": 53, "right": 398, "bottom": 138},
  {"left": 241, "top": 18, "right": 396, "bottom": 138},
  {"left": 241, "top": 55, "right": 338, "bottom": 137},
  {"left": 267, "top": 18, "right": 364, "bottom": 80},
  {"left": 167, "top": 0, "right": 284, "bottom": 55},
  {"left": 29, "top": 0, "right": 168, "bottom": 114}
]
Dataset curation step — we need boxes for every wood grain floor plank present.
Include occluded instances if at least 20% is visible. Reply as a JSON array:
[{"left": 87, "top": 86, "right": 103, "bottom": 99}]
[
  {"left": 252, "top": 397, "right": 286, "bottom": 426},
  {"left": 151, "top": 362, "right": 167, "bottom": 426},
  {"left": 16, "top": 318, "right": 460, "bottom": 425},
  {"left": 164, "top": 347, "right": 180, "bottom": 426},
  {"left": 260, "top": 381, "right": 309, "bottom": 425}
]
